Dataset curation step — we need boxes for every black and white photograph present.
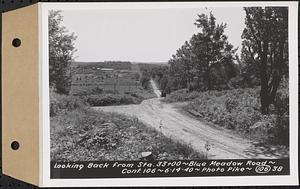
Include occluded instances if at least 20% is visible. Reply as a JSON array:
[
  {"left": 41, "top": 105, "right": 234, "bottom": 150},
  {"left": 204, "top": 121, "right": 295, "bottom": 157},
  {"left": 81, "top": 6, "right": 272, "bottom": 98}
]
[{"left": 43, "top": 2, "right": 298, "bottom": 185}]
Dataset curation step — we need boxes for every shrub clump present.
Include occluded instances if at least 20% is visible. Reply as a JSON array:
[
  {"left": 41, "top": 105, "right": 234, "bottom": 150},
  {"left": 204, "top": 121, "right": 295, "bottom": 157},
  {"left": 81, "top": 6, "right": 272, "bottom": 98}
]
[
  {"left": 84, "top": 93, "right": 144, "bottom": 106},
  {"left": 163, "top": 89, "right": 202, "bottom": 103},
  {"left": 50, "top": 92, "right": 87, "bottom": 117}
]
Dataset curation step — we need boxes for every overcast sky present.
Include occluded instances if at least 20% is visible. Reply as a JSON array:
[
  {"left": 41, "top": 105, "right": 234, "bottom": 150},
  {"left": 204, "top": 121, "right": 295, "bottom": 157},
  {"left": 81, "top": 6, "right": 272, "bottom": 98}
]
[{"left": 59, "top": 7, "right": 245, "bottom": 62}]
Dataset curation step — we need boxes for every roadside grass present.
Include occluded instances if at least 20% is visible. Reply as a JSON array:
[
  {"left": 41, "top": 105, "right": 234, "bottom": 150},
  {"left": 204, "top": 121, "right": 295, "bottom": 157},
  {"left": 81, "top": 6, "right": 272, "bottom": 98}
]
[
  {"left": 50, "top": 94, "right": 205, "bottom": 161},
  {"left": 83, "top": 87, "right": 156, "bottom": 106},
  {"left": 164, "top": 79, "right": 289, "bottom": 146},
  {"left": 163, "top": 89, "right": 203, "bottom": 103}
]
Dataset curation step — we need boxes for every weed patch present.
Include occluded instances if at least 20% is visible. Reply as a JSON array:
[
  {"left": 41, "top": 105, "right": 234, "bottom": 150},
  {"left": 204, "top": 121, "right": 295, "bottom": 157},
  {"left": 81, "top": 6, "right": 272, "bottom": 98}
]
[{"left": 51, "top": 108, "right": 205, "bottom": 161}]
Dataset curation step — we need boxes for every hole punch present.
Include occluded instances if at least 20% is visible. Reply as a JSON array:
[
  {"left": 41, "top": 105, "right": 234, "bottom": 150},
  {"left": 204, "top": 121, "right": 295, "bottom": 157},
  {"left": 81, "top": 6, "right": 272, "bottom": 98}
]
[
  {"left": 11, "top": 141, "right": 20, "bottom": 150},
  {"left": 12, "top": 38, "right": 21, "bottom": 47}
]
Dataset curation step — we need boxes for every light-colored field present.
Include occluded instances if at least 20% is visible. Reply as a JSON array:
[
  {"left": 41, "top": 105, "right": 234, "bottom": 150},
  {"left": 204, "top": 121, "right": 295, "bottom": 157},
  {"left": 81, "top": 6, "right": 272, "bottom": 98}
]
[{"left": 70, "top": 63, "right": 144, "bottom": 95}]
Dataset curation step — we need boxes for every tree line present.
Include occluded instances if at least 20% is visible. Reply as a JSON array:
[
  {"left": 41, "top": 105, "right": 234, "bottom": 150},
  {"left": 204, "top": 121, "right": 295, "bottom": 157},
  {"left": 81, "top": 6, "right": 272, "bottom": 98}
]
[{"left": 151, "top": 7, "right": 288, "bottom": 114}]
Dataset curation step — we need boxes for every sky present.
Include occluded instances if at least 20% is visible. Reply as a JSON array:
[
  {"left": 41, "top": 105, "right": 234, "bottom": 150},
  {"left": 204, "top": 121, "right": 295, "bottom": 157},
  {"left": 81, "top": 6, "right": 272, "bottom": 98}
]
[{"left": 59, "top": 7, "right": 245, "bottom": 63}]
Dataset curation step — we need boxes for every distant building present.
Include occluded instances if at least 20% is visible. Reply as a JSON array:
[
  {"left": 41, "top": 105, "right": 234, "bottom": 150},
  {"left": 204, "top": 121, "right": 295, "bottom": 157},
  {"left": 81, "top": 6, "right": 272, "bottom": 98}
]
[
  {"left": 101, "top": 68, "right": 114, "bottom": 71},
  {"left": 73, "top": 73, "right": 94, "bottom": 82},
  {"left": 70, "top": 64, "right": 140, "bottom": 95}
]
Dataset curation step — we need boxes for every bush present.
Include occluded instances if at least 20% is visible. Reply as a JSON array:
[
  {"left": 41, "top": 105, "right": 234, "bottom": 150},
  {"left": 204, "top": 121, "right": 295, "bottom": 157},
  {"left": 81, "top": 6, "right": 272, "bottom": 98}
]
[
  {"left": 273, "top": 78, "right": 289, "bottom": 145},
  {"left": 274, "top": 78, "right": 289, "bottom": 116},
  {"left": 225, "top": 98, "right": 239, "bottom": 112},
  {"left": 50, "top": 92, "right": 87, "bottom": 117},
  {"left": 85, "top": 94, "right": 141, "bottom": 106},
  {"left": 164, "top": 89, "right": 201, "bottom": 102},
  {"left": 229, "top": 75, "right": 260, "bottom": 88}
]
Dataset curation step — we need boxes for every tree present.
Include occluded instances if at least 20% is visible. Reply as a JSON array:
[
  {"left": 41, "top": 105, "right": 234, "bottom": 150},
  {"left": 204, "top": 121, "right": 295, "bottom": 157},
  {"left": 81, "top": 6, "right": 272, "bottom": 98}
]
[
  {"left": 239, "top": 40, "right": 261, "bottom": 87},
  {"left": 49, "top": 10, "right": 77, "bottom": 95},
  {"left": 140, "top": 70, "right": 151, "bottom": 89},
  {"left": 167, "top": 12, "right": 237, "bottom": 92},
  {"left": 152, "top": 12, "right": 237, "bottom": 93},
  {"left": 242, "top": 7, "right": 288, "bottom": 114},
  {"left": 168, "top": 41, "right": 194, "bottom": 89},
  {"left": 191, "top": 12, "right": 237, "bottom": 90}
]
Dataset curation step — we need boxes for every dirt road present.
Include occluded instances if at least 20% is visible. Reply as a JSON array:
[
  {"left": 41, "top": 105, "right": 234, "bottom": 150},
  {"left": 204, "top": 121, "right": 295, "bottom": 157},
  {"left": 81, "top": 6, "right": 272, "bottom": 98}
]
[
  {"left": 150, "top": 79, "right": 161, "bottom": 97},
  {"left": 94, "top": 80, "right": 288, "bottom": 159}
]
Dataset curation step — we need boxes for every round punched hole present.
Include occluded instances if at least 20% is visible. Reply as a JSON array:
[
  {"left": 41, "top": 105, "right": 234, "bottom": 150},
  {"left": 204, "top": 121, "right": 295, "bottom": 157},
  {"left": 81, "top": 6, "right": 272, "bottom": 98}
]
[
  {"left": 12, "top": 38, "right": 21, "bottom": 47},
  {"left": 11, "top": 141, "right": 20, "bottom": 150}
]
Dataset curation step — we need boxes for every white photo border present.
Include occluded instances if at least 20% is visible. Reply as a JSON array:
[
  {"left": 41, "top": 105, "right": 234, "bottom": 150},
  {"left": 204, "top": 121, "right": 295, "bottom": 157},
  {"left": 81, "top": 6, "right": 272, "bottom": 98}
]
[{"left": 39, "top": 1, "right": 299, "bottom": 187}]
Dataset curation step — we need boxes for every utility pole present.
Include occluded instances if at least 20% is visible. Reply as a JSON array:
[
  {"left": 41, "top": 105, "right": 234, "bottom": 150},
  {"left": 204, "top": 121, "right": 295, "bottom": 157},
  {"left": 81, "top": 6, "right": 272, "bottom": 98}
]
[
  {"left": 159, "top": 120, "right": 163, "bottom": 141},
  {"left": 113, "top": 72, "right": 119, "bottom": 94},
  {"left": 204, "top": 141, "right": 211, "bottom": 159}
]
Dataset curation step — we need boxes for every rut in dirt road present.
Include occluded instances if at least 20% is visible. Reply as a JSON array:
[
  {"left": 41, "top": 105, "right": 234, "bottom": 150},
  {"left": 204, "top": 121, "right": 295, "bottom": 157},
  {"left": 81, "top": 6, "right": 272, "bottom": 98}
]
[{"left": 94, "top": 80, "right": 289, "bottom": 159}]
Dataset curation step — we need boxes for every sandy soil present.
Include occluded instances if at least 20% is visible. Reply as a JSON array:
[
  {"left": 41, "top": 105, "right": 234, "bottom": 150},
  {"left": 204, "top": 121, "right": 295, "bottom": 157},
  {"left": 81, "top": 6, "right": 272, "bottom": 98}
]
[{"left": 94, "top": 80, "right": 288, "bottom": 159}]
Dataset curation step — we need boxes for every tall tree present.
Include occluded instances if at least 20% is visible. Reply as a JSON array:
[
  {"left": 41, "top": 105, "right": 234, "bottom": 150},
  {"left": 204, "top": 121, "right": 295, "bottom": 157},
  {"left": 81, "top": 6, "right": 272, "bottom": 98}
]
[
  {"left": 160, "top": 12, "right": 238, "bottom": 93},
  {"left": 168, "top": 41, "right": 194, "bottom": 89},
  {"left": 190, "top": 12, "right": 237, "bottom": 90},
  {"left": 242, "top": 7, "right": 288, "bottom": 114},
  {"left": 239, "top": 40, "right": 261, "bottom": 87},
  {"left": 49, "top": 10, "right": 77, "bottom": 95}
]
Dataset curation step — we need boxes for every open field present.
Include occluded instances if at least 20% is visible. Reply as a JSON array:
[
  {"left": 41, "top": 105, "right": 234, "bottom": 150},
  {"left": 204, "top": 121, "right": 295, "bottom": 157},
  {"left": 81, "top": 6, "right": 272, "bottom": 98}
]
[
  {"left": 69, "top": 61, "right": 156, "bottom": 105},
  {"left": 71, "top": 61, "right": 141, "bottom": 95}
]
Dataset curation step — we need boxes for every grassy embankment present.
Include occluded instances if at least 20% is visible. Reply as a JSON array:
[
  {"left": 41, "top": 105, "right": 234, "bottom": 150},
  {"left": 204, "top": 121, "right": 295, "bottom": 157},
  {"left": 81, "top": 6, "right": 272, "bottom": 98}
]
[
  {"left": 50, "top": 92, "right": 205, "bottom": 161},
  {"left": 164, "top": 79, "right": 289, "bottom": 146},
  {"left": 82, "top": 87, "right": 156, "bottom": 106}
]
